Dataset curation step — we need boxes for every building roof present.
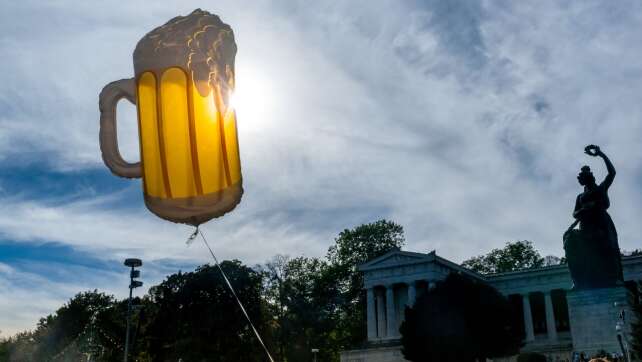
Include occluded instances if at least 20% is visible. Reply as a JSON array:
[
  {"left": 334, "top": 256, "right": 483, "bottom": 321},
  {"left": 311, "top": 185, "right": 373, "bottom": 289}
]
[
  {"left": 359, "top": 249, "right": 484, "bottom": 280},
  {"left": 359, "top": 249, "right": 642, "bottom": 294}
]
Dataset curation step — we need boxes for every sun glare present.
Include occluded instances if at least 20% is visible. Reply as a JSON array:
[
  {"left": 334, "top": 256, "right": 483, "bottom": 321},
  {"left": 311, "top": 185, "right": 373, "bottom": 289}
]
[{"left": 230, "top": 67, "right": 272, "bottom": 130}]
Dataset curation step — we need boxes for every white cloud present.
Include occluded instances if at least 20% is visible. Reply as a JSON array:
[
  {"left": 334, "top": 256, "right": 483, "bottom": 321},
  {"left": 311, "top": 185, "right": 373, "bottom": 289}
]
[
  {"left": 1, "top": 0, "right": 642, "bottom": 334},
  {"left": 0, "top": 261, "right": 119, "bottom": 336}
]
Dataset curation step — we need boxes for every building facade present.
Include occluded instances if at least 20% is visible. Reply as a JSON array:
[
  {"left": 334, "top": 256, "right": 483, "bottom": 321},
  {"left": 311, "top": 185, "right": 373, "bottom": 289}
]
[{"left": 340, "top": 250, "right": 642, "bottom": 362}]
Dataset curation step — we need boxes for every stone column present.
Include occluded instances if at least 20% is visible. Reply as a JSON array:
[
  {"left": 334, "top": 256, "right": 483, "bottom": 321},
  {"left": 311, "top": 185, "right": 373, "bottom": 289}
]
[
  {"left": 367, "top": 288, "right": 377, "bottom": 340},
  {"left": 522, "top": 293, "right": 535, "bottom": 342},
  {"left": 386, "top": 285, "right": 397, "bottom": 338},
  {"left": 544, "top": 291, "right": 558, "bottom": 341},
  {"left": 428, "top": 280, "right": 436, "bottom": 290},
  {"left": 407, "top": 282, "right": 417, "bottom": 308},
  {"left": 376, "top": 289, "right": 386, "bottom": 338}
]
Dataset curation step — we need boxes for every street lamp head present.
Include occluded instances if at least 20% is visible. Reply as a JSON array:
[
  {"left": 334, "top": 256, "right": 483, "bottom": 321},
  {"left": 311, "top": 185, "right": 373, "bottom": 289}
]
[{"left": 124, "top": 258, "right": 142, "bottom": 268}]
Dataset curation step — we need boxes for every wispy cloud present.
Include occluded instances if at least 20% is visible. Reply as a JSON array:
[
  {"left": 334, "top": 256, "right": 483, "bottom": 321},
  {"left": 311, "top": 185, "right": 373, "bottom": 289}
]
[
  {"left": 0, "top": 261, "right": 116, "bottom": 336},
  {"left": 1, "top": 0, "right": 642, "bottom": 334}
]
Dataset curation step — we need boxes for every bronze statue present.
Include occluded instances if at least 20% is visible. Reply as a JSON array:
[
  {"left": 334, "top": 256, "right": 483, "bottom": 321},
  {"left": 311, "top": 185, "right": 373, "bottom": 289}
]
[{"left": 564, "top": 145, "right": 623, "bottom": 289}]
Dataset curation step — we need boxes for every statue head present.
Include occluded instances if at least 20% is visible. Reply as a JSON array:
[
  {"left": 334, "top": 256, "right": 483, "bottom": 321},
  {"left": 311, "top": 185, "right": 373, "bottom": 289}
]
[{"left": 577, "top": 165, "right": 595, "bottom": 186}]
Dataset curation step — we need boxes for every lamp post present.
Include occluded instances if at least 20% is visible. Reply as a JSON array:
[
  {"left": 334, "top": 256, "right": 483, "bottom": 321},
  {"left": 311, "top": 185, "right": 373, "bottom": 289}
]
[
  {"left": 123, "top": 258, "right": 143, "bottom": 362},
  {"left": 614, "top": 302, "right": 631, "bottom": 362}
]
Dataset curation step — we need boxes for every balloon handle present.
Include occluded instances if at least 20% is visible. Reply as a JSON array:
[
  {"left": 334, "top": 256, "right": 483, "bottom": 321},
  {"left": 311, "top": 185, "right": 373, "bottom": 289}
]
[{"left": 189, "top": 227, "right": 276, "bottom": 362}]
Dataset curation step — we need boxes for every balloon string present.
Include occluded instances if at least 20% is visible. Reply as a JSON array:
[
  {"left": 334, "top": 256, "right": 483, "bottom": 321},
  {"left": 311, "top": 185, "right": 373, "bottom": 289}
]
[{"left": 195, "top": 227, "right": 276, "bottom": 362}]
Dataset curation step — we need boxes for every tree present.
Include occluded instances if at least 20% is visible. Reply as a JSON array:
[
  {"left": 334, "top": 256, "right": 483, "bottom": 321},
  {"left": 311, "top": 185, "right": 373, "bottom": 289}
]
[
  {"left": 0, "top": 262, "right": 270, "bottom": 362},
  {"left": 543, "top": 255, "right": 563, "bottom": 266},
  {"left": 623, "top": 249, "right": 642, "bottom": 256},
  {"left": 0, "top": 338, "right": 8, "bottom": 362},
  {"left": 400, "top": 273, "right": 522, "bottom": 362},
  {"left": 1, "top": 331, "right": 39, "bottom": 361},
  {"left": 143, "top": 260, "right": 267, "bottom": 362},
  {"left": 261, "top": 255, "right": 339, "bottom": 361},
  {"left": 261, "top": 254, "right": 290, "bottom": 360},
  {"left": 461, "top": 240, "right": 544, "bottom": 274},
  {"left": 327, "top": 219, "right": 405, "bottom": 269},
  {"left": 1, "top": 219, "right": 406, "bottom": 361},
  {"left": 0, "top": 291, "right": 125, "bottom": 361},
  {"left": 31, "top": 290, "right": 116, "bottom": 360},
  {"left": 262, "top": 219, "right": 405, "bottom": 361},
  {"left": 326, "top": 219, "right": 405, "bottom": 352}
]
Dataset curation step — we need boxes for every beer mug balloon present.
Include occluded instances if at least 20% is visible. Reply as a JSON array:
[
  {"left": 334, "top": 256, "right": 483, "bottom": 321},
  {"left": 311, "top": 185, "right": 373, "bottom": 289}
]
[{"left": 99, "top": 9, "right": 242, "bottom": 226}]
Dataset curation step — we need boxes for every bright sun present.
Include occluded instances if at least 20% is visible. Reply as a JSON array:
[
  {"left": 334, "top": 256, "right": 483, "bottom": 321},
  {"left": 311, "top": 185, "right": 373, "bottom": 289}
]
[{"left": 230, "top": 67, "right": 272, "bottom": 130}]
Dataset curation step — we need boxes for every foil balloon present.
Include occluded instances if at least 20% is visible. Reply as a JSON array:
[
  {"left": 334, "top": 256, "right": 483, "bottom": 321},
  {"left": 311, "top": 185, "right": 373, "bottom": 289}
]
[{"left": 99, "top": 9, "right": 242, "bottom": 226}]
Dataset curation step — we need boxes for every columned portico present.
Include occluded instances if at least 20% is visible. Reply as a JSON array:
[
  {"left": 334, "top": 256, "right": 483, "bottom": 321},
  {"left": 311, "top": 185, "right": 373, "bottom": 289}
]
[
  {"left": 385, "top": 285, "right": 397, "bottom": 338},
  {"left": 343, "top": 249, "right": 642, "bottom": 362},
  {"left": 366, "top": 288, "right": 376, "bottom": 340},
  {"left": 376, "top": 288, "right": 386, "bottom": 338},
  {"left": 363, "top": 285, "right": 574, "bottom": 356},
  {"left": 522, "top": 293, "right": 535, "bottom": 342},
  {"left": 544, "top": 290, "right": 558, "bottom": 341},
  {"left": 407, "top": 282, "right": 416, "bottom": 307},
  {"left": 357, "top": 250, "right": 638, "bottom": 347},
  {"left": 360, "top": 250, "right": 484, "bottom": 342},
  {"left": 367, "top": 281, "right": 424, "bottom": 340}
]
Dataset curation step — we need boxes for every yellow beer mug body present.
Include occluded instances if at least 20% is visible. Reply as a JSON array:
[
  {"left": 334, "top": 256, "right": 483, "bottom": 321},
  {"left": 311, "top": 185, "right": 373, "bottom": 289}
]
[{"left": 99, "top": 9, "right": 242, "bottom": 225}]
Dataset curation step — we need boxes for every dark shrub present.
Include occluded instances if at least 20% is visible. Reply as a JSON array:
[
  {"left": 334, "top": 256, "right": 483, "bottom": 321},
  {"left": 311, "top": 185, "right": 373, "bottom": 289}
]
[{"left": 516, "top": 352, "right": 547, "bottom": 362}]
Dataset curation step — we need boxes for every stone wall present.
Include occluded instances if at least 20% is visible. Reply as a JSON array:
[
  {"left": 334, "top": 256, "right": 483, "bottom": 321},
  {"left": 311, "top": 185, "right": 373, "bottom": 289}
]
[{"left": 340, "top": 346, "right": 406, "bottom": 362}]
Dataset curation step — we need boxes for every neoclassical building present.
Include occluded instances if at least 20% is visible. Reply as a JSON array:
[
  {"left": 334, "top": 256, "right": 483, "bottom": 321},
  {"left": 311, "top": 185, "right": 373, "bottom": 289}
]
[{"left": 340, "top": 249, "right": 642, "bottom": 362}]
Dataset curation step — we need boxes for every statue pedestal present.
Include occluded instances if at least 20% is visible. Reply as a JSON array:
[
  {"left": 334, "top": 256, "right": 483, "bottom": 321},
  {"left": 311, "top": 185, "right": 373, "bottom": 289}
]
[{"left": 566, "top": 286, "right": 633, "bottom": 357}]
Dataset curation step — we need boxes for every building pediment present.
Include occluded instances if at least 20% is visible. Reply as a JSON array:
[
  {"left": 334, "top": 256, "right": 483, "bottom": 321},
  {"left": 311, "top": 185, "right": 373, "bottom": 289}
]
[
  {"left": 360, "top": 249, "right": 484, "bottom": 281},
  {"left": 360, "top": 250, "right": 434, "bottom": 271}
]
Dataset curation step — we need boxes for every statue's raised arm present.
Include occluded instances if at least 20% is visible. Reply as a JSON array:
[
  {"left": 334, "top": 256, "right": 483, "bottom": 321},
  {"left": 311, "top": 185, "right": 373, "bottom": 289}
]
[{"left": 584, "top": 144, "right": 615, "bottom": 190}]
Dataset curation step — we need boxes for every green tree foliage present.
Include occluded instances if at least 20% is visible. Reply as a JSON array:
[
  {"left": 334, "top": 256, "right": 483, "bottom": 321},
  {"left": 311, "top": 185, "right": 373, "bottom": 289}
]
[
  {"left": 461, "top": 240, "right": 544, "bottom": 274},
  {"left": 0, "top": 263, "right": 267, "bottom": 361},
  {"left": 623, "top": 249, "right": 642, "bottom": 256},
  {"left": 326, "top": 219, "right": 405, "bottom": 351},
  {"left": 261, "top": 254, "right": 289, "bottom": 359},
  {"left": 0, "top": 291, "right": 118, "bottom": 361},
  {"left": 400, "top": 273, "right": 522, "bottom": 362},
  {"left": 263, "top": 255, "right": 339, "bottom": 361},
  {"left": 143, "top": 260, "right": 266, "bottom": 361},
  {"left": 0, "top": 337, "right": 8, "bottom": 361},
  {"left": 36, "top": 290, "right": 115, "bottom": 360},
  {"left": 543, "top": 255, "right": 563, "bottom": 266},
  {"left": 2, "top": 220, "right": 404, "bottom": 361},
  {"left": 262, "top": 219, "right": 404, "bottom": 361},
  {"left": 95, "top": 297, "right": 135, "bottom": 361},
  {"left": 0, "top": 331, "right": 39, "bottom": 361},
  {"left": 327, "top": 219, "right": 405, "bottom": 269}
]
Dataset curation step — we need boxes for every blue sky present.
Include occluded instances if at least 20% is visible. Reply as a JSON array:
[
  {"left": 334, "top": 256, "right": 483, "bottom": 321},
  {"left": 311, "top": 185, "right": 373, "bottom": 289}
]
[{"left": 2, "top": 0, "right": 642, "bottom": 335}]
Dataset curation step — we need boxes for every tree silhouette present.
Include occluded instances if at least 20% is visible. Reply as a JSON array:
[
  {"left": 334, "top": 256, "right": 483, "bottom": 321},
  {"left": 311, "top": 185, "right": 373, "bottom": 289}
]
[
  {"left": 462, "top": 240, "right": 544, "bottom": 274},
  {"left": 400, "top": 273, "right": 522, "bottom": 362},
  {"left": 143, "top": 261, "right": 267, "bottom": 361}
]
